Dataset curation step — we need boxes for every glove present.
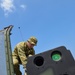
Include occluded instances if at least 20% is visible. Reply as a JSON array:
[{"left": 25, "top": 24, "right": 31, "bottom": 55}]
[
  {"left": 28, "top": 54, "right": 33, "bottom": 57},
  {"left": 24, "top": 68, "right": 27, "bottom": 75}
]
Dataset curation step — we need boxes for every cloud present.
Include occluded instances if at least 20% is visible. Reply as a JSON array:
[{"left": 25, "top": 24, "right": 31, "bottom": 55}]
[
  {"left": 0, "top": 0, "right": 15, "bottom": 16},
  {"left": 0, "top": 0, "right": 27, "bottom": 16},
  {"left": 20, "top": 4, "right": 27, "bottom": 10}
]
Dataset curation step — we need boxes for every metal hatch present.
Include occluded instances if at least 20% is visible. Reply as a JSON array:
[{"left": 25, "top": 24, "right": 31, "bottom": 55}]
[{"left": 0, "top": 25, "right": 14, "bottom": 75}]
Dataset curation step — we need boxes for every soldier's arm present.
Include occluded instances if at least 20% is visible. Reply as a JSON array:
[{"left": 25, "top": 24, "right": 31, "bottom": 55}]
[
  {"left": 17, "top": 46, "right": 27, "bottom": 68},
  {"left": 28, "top": 49, "right": 35, "bottom": 57},
  {"left": 32, "top": 49, "right": 35, "bottom": 55}
]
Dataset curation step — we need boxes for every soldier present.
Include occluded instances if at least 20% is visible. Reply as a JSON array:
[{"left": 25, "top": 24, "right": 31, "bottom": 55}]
[{"left": 12, "top": 36, "right": 38, "bottom": 75}]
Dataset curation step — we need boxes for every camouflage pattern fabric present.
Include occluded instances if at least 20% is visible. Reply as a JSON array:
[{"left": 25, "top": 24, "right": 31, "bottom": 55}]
[{"left": 12, "top": 42, "right": 35, "bottom": 68}]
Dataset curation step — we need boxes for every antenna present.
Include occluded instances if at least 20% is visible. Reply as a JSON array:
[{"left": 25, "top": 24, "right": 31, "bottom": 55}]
[{"left": 18, "top": 27, "right": 24, "bottom": 41}]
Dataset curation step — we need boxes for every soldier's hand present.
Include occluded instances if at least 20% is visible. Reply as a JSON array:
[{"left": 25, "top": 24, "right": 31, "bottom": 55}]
[
  {"left": 24, "top": 68, "right": 27, "bottom": 75},
  {"left": 28, "top": 54, "right": 32, "bottom": 57}
]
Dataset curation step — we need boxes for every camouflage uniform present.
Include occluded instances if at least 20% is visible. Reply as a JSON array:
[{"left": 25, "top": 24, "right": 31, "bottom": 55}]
[
  {"left": 12, "top": 37, "right": 37, "bottom": 75},
  {"left": 12, "top": 41, "right": 36, "bottom": 75}
]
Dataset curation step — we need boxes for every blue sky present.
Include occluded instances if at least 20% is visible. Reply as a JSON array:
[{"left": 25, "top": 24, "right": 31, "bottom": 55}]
[{"left": 0, "top": 0, "right": 75, "bottom": 74}]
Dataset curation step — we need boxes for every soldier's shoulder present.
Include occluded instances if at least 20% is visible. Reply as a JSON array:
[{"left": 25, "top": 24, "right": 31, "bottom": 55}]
[{"left": 17, "top": 42, "right": 25, "bottom": 46}]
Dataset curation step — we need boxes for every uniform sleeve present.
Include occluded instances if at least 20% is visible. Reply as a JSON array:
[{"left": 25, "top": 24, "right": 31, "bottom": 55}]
[
  {"left": 17, "top": 43, "right": 27, "bottom": 68},
  {"left": 28, "top": 48, "right": 35, "bottom": 57},
  {"left": 32, "top": 49, "right": 35, "bottom": 55}
]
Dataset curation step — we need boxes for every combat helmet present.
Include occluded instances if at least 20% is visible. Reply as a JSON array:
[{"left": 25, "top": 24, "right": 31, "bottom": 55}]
[{"left": 28, "top": 36, "right": 38, "bottom": 46}]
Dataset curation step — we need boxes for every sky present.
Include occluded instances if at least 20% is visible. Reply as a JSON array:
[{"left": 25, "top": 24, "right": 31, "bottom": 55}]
[{"left": 0, "top": 0, "right": 75, "bottom": 74}]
